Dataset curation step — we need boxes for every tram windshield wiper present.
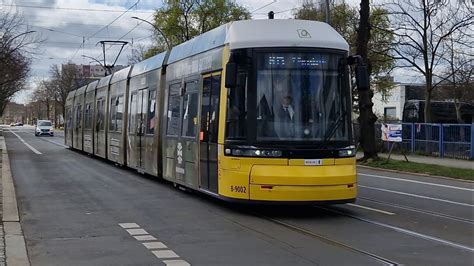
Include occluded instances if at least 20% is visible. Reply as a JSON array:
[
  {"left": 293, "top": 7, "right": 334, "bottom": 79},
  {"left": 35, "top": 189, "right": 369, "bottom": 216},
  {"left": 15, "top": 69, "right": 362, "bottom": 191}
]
[{"left": 324, "top": 111, "right": 347, "bottom": 142}]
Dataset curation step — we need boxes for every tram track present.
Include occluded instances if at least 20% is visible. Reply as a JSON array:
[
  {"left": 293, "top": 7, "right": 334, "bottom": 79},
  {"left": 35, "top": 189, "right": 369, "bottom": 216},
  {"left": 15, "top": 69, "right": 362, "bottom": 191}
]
[
  {"left": 259, "top": 215, "right": 400, "bottom": 266},
  {"left": 358, "top": 197, "right": 474, "bottom": 224},
  {"left": 314, "top": 205, "right": 474, "bottom": 253}
]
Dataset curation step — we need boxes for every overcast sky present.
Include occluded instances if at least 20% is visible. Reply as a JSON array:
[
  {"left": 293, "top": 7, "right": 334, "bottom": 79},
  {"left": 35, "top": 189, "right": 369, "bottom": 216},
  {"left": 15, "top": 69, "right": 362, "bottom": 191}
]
[{"left": 3, "top": 0, "right": 416, "bottom": 103}]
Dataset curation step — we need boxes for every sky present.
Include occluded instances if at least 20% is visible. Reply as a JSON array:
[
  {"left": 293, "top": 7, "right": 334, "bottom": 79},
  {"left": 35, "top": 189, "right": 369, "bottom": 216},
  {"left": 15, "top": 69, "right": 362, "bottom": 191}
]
[{"left": 2, "top": 0, "right": 417, "bottom": 103}]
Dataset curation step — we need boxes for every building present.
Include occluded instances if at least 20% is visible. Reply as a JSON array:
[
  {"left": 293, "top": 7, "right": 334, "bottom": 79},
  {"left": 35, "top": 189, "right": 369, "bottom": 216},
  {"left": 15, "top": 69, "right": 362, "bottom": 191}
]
[
  {"left": 61, "top": 63, "right": 126, "bottom": 78},
  {"left": 372, "top": 83, "right": 425, "bottom": 121},
  {"left": 1, "top": 102, "right": 26, "bottom": 124}
]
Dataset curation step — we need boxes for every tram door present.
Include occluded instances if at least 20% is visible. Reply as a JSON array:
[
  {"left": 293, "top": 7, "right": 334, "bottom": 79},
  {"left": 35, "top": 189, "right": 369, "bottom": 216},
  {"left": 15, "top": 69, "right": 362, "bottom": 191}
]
[{"left": 199, "top": 73, "right": 221, "bottom": 193}]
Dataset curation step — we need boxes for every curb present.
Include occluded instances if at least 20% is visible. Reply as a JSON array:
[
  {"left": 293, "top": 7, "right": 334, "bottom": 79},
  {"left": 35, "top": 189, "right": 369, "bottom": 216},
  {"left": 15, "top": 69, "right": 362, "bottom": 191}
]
[
  {"left": 357, "top": 164, "right": 474, "bottom": 183},
  {"left": 1, "top": 136, "right": 30, "bottom": 266}
]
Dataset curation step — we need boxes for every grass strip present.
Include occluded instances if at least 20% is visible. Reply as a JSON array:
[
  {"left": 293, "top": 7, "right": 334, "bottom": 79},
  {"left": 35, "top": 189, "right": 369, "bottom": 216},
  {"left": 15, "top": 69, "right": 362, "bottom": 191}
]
[{"left": 360, "top": 159, "right": 474, "bottom": 181}]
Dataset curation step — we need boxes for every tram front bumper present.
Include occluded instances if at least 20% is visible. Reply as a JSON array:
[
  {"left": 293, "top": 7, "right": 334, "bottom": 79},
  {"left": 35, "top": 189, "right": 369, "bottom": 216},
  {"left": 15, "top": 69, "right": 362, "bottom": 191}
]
[{"left": 249, "top": 163, "right": 357, "bottom": 202}]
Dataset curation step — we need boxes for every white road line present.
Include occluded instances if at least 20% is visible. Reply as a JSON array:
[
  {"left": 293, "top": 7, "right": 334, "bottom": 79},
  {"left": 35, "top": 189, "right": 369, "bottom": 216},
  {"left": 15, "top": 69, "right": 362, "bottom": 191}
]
[
  {"left": 163, "top": 259, "right": 191, "bottom": 266},
  {"left": 120, "top": 223, "right": 191, "bottom": 265},
  {"left": 347, "top": 203, "right": 395, "bottom": 215},
  {"left": 359, "top": 185, "right": 474, "bottom": 207},
  {"left": 119, "top": 223, "right": 140, "bottom": 229},
  {"left": 8, "top": 130, "right": 42, "bottom": 154},
  {"left": 152, "top": 250, "right": 179, "bottom": 259},
  {"left": 143, "top": 242, "right": 167, "bottom": 249},
  {"left": 40, "top": 137, "right": 68, "bottom": 148},
  {"left": 359, "top": 173, "right": 473, "bottom": 192},
  {"left": 126, "top": 228, "right": 149, "bottom": 235},
  {"left": 134, "top": 235, "right": 157, "bottom": 241}
]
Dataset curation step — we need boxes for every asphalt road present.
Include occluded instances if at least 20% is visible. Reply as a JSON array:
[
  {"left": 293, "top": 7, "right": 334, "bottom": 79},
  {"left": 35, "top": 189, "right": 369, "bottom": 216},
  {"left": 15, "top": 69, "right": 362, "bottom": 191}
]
[{"left": 3, "top": 126, "right": 474, "bottom": 266}]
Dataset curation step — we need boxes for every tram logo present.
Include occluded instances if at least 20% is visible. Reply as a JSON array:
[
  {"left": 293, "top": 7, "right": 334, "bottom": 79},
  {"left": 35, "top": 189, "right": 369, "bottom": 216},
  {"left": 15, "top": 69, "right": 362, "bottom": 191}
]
[{"left": 297, "top": 29, "right": 311, "bottom": 38}]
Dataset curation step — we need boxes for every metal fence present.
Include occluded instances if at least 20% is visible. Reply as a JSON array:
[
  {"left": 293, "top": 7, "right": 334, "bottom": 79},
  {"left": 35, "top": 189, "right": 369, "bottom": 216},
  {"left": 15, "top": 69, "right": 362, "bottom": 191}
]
[{"left": 354, "top": 123, "right": 474, "bottom": 160}]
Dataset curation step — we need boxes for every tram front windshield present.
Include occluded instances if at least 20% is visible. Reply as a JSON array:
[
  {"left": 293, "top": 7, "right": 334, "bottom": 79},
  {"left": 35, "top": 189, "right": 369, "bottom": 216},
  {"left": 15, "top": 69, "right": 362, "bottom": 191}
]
[{"left": 226, "top": 50, "right": 351, "bottom": 145}]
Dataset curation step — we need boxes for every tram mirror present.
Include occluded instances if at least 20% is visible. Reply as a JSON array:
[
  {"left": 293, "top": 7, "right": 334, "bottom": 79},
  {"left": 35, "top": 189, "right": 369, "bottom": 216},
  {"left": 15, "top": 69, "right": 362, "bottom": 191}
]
[
  {"left": 225, "top": 62, "right": 238, "bottom": 88},
  {"left": 355, "top": 65, "right": 369, "bottom": 91}
]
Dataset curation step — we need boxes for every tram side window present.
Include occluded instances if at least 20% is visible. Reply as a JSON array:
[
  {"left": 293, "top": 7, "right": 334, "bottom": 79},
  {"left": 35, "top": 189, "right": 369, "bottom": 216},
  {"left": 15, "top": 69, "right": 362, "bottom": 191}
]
[
  {"left": 109, "top": 97, "right": 116, "bottom": 131},
  {"left": 129, "top": 93, "right": 137, "bottom": 134},
  {"left": 84, "top": 103, "right": 92, "bottom": 129},
  {"left": 116, "top": 95, "right": 124, "bottom": 133},
  {"left": 147, "top": 89, "right": 156, "bottom": 135},
  {"left": 66, "top": 107, "right": 72, "bottom": 129},
  {"left": 96, "top": 98, "right": 105, "bottom": 131},
  {"left": 182, "top": 81, "right": 199, "bottom": 137},
  {"left": 166, "top": 83, "right": 181, "bottom": 136},
  {"left": 75, "top": 105, "right": 82, "bottom": 128}
]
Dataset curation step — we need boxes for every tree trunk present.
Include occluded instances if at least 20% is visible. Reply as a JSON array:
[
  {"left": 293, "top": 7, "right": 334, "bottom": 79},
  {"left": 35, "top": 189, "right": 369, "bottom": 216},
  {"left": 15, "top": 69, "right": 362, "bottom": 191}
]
[
  {"left": 424, "top": 79, "right": 432, "bottom": 123},
  {"left": 356, "top": 0, "right": 378, "bottom": 161}
]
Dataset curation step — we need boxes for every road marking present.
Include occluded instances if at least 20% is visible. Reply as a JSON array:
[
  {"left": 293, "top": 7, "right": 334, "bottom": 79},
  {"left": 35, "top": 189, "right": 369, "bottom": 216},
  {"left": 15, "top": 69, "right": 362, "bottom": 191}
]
[
  {"left": 359, "top": 173, "right": 473, "bottom": 192},
  {"left": 163, "top": 260, "right": 191, "bottom": 266},
  {"left": 152, "top": 250, "right": 179, "bottom": 259},
  {"left": 126, "top": 228, "right": 148, "bottom": 235},
  {"left": 347, "top": 203, "right": 395, "bottom": 215},
  {"left": 119, "top": 223, "right": 140, "bottom": 229},
  {"left": 359, "top": 185, "right": 474, "bottom": 207},
  {"left": 143, "top": 242, "right": 167, "bottom": 249},
  {"left": 39, "top": 137, "right": 68, "bottom": 148},
  {"left": 8, "top": 130, "right": 42, "bottom": 154},
  {"left": 134, "top": 235, "right": 157, "bottom": 241},
  {"left": 119, "top": 223, "right": 190, "bottom": 265},
  {"left": 318, "top": 206, "right": 474, "bottom": 253}
]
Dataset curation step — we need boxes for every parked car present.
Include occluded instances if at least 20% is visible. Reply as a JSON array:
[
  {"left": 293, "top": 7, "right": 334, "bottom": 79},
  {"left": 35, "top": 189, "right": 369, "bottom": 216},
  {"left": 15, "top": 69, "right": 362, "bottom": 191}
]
[
  {"left": 35, "top": 120, "right": 54, "bottom": 136},
  {"left": 15, "top": 122, "right": 23, "bottom": 126}
]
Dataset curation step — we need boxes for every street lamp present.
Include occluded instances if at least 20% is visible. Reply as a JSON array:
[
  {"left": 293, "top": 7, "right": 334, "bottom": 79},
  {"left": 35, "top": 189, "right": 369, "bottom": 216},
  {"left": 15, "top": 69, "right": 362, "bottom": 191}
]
[{"left": 131, "top": 16, "right": 171, "bottom": 50}]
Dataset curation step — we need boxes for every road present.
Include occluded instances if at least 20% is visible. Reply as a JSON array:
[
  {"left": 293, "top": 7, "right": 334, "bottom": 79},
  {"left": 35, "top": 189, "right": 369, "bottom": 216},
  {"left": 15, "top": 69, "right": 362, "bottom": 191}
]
[{"left": 3, "top": 126, "right": 474, "bottom": 265}]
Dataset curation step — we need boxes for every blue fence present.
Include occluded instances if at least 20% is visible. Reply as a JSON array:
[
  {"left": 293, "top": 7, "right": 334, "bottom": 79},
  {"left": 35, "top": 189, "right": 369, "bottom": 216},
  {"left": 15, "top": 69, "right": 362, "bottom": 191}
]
[{"left": 355, "top": 123, "right": 473, "bottom": 160}]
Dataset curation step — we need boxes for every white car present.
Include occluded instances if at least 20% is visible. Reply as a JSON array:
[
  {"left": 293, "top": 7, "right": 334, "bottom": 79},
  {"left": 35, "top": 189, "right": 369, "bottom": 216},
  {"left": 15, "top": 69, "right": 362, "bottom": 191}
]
[{"left": 35, "top": 120, "right": 54, "bottom": 136}]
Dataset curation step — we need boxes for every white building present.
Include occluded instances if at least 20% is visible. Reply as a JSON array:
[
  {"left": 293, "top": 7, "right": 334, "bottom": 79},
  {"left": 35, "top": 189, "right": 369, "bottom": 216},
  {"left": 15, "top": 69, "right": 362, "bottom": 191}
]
[{"left": 372, "top": 83, "right": 425, "bottom": 121}]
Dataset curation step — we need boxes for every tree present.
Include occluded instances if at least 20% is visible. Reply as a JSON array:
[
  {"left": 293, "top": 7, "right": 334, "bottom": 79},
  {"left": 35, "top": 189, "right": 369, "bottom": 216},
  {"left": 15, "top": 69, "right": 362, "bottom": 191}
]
[
  {"left": 356, "top": 0, "right": 379, "bottom": 161},
  {"left": 294, "top": 0, "right": 395, "bottom": 97},
  {"left": 47, "top": 64, "right": 85, "bottom": 125},
  {"left": 0, "top": 9, "right": 40, "bottom": 116},
  {"left": 147, "top": 0, "right": 251, "bottom": 57},
  {"left": 384, "top": 0, "right": 474, "bottom": 122}
]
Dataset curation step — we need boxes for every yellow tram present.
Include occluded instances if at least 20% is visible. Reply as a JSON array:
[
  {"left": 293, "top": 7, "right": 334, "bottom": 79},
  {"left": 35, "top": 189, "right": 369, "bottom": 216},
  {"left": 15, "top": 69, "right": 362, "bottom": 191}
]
[{"left": 65, "top": 19, "right": 362, "bottom": 203}]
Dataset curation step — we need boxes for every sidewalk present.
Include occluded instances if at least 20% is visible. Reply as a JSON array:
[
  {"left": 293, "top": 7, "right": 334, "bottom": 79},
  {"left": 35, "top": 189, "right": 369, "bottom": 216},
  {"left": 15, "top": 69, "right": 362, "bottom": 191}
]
[{"left": 357, "top": 152, "right": 474, "bottom": 170}]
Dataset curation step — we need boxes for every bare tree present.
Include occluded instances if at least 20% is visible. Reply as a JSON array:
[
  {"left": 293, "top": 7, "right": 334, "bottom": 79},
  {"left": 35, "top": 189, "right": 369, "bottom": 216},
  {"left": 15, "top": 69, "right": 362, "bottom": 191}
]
[
  {"left": 48, "top": 64, "right": 85, "bottom": 124},
  {"left": 0, "top": 9, "right": 41, "bottom": 116},
  {"left": 384, "top": 0, "right": 474, "bottom": 122}
]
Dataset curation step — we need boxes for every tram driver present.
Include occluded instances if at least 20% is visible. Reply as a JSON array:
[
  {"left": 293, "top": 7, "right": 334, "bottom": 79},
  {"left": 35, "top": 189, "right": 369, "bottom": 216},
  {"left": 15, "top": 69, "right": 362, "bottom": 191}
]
[{"left": 274, "top": 88, "right": 296, "bottom": 139}]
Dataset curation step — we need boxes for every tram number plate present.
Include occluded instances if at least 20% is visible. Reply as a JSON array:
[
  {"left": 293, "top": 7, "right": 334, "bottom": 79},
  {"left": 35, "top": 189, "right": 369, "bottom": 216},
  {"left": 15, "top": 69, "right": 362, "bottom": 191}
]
[
  {"left": 304, "top": 159, "right": 322, "bottom": 166},
  {"left": 230, "top": 185, "right": 246, "bottom": 193}
]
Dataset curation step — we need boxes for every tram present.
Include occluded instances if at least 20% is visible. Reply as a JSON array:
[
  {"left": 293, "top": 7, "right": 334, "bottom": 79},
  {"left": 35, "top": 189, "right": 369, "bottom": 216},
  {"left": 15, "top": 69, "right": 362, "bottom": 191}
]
[{"left": 65, "top": 19, "right": 366, "bottom": 203}]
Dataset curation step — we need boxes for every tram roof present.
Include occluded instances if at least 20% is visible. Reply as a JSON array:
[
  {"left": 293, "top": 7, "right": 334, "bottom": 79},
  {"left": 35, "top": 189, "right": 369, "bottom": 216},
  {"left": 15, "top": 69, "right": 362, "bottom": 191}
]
[
  {"left": 75, "top": 85, "right": 87, "bottom": 96},
  {"left": 111, "top": 65, "right": 132, "bottom": 84},
  {"left": 130, "top": 51, "right": 167, "bottom": 77},
  {"left": 85, "top": 80, "right": 99, "bottom": 93},
  {"left": 167, "top": 19, "right": 349, "bottom": 64},
  {"left": 97, "top": 75, "right": 112, "bottom": 88}
]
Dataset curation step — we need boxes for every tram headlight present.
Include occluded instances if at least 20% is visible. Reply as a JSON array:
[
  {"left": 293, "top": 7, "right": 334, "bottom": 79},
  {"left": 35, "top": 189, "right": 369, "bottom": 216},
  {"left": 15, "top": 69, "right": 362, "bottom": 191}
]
[
  {"left": 227, "top": 148, "right": 282, "bottom": 157},
  {"left": 338, "top": 145, "right": 356, "bottom": 157}
]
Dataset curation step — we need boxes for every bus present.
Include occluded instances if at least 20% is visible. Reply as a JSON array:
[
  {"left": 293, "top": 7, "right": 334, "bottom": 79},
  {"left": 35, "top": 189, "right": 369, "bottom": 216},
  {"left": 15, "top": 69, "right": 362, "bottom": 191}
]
[{"left": 65, "top": 19, "right": 366, "bottom": 203}]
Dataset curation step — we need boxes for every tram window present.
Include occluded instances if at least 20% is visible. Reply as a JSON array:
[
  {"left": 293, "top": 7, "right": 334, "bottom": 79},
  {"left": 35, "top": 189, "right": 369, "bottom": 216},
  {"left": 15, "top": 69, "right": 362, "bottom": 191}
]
[
  {"left": 76, "top": 105, "right": 82, "bottom": 128},
  {"left": 66, "top": 108, "right": 72, "bottom": 129},
  {"left": 96, "top": 98, "right": 105, "bottom": 131},
  {"left": 116, "top": 95, "right": 124, "bottom": 133},
  {"left": 182, "top": 92, "right": 199, "bottom": 137},
  {"left": 147, "top": 90, "right": 156, "bottom": 135},
  {"left": 166, "top": 83, "right": 182, "bottom": 136},
  {"left": 84, "top": 104, "right": 90, "bottom": 129},
  {"left": 226, "top": 71, "right": 247, "bottom": 140},
  {"left": 129, "top": 93, "right": 137, "bottom": 134},
  {"left": 109, "top": 97, "right": 116, "bottom": 131}
]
